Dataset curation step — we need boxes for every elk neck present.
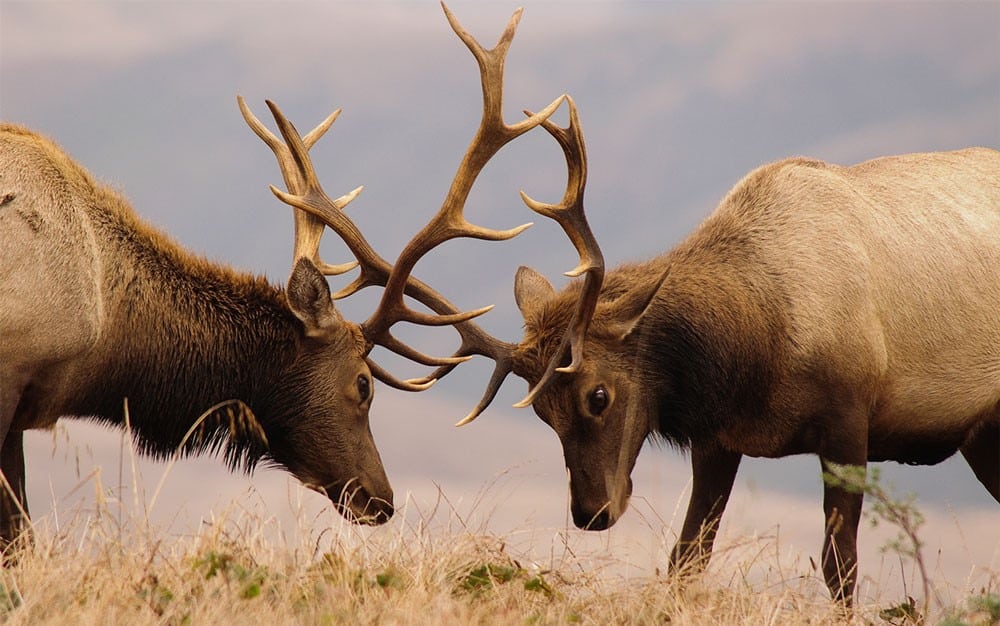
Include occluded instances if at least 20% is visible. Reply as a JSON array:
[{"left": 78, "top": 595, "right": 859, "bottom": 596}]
[
  {"left": 57, "top": 189, "right": 304, "bottom": 469},
  {"left": 632, "top": 223, "right": 793, "bottom": 450}
]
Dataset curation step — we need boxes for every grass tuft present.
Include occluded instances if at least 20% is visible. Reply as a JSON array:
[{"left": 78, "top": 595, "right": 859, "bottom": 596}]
[{"left": 3, "top": 428, "right": 995, "bottom": 625}]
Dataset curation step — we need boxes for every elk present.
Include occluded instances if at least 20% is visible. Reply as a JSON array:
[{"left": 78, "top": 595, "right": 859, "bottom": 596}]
[
  {"left": 420, "top": 45, "right": 1000, "bottom": 599},
  {"left": 502, "top": 146, "right": 1000, "bottom": 604},
  {"left": 0, "top": 2, "right": 564, "bottom": 550}
]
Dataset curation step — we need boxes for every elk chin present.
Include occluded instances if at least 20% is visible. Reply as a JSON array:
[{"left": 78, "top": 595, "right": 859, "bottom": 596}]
[{"left": 568, "top": 472, "right": 633, "bottom": 531}]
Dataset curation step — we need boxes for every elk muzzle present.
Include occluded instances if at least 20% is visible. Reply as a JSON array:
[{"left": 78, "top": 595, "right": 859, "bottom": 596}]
[
  {"left": 329, "top": 474, "right": 394, "bottom": 526},
  {"left": 567, "top": 466, "right": 633, "bottom": 531}
]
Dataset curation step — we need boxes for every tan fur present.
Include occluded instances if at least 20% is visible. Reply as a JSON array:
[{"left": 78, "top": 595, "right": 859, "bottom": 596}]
[{"left": 512, "top": 147, "right": 1000, "bottom": 603}]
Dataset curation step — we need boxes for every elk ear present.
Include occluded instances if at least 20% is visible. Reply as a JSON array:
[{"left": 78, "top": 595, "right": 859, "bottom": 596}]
[
  {"left": 607, "top": 269, "right": 667, "bottom": 341},
  {"left": 287, "top": 257, "right": 344, "bottom": 339},
  {"left": 514, "top": 266, "right": 556, "bottom": 321}
]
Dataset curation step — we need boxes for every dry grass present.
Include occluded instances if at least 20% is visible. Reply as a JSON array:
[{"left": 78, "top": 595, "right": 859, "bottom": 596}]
[
  {"left": 3, "top": 419, "right": 996, "bottom": 625},
  {"left": 1, "top": 471, "right": 996, "bottom": 626}
]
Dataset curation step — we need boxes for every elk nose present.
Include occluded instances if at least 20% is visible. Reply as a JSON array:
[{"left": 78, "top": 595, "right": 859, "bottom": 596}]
[
  {"left": 332, "top": 482, "right": 394, "bottom": 525},
  {"left": 572, "top": 507, "right": 612, "bottom": 531},
  {"left": 360, "top": 495, "right": 394, "bottom": 526}
]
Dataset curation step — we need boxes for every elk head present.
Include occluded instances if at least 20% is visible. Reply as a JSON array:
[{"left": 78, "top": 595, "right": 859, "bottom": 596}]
[
  {"left": 237, "top": 2, "right": 565, "bottom": 523},
  {"left": 408, "top": 7, "right": 662, "bottom": 531},
  {"left": 510, "top": 264, "right": 666, "bottom": 530},
  {"left": 237, "top": 99, "right": 393, "bottom": 525},
  {"left": 502, "top": 105, "right": 664, "bottom": 531}
]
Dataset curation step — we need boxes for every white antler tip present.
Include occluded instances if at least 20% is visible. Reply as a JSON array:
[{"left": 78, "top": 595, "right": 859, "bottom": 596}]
[
  {"left": 404, "top": 378, "right": 437, "bottom": 391},
  {"left": 511, "top": 221, "right": 534, "bottom": 236},
  {"left": 564, "top": 260, "right": 601, "bottom": 278},
  {"left": 334, "top": 185, "right": 363, "bottom": 209},
  {"left": 519, "top": 191, "right": 543, "bottom": 211},
  {"left": 269, "top": 184, "right": 293, "bottom": 203}
]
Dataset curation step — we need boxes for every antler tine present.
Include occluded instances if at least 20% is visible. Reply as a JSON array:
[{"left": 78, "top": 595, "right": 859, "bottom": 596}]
[
  {"left": 453, "top": 353, "right": 516, "bottom": 426},
  {"left": 362, "top": 2, "right": 563, "bottom": 354},
  {"left": 440, "top": 3, "right": 562, "bottom": 139},
  {"left": 249, "top": 93, "right": 521, "bottom": 382},
  {"left": 407, "top": 317, "right": 521, "bottom": 426},
  {"left": 520, "top": 97, "right": 602, "bottom": 279},
  {"left": 367, "top": 358, "right": 436, "bottom": 392},
  {"left": 238, "top": 95, "right": 358, "bottom": 276},
  {"left": 513, "top": 96, "right": 604, "bottom": 409}
]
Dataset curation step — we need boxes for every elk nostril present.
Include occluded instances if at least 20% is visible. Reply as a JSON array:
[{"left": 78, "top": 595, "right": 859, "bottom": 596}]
[
  {"left": 364, "top": 497, "right": 394, "bottom": 525},
  {"left": 587, "top": 510, "right": 611, "bottom": 531},
  {"left": 349, "top": 488, "right": 394, "bottom": 526},
  {"left": 572, "top": 506, "right": 612, "bottom": 531},
  {"left": 327, "top": 477, "right": 395, "bottom": 525}
]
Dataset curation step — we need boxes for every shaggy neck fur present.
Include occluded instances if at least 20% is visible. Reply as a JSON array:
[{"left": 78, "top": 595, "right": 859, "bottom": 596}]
[
  {"left": 59, "top": 183, "right": 303, "bottom": 472},
  {"left": 640, "top": 203, "right": 796, "bottom": 447},
  {"left": 515, "top": 227, "right": 790, "bottom": 450}
]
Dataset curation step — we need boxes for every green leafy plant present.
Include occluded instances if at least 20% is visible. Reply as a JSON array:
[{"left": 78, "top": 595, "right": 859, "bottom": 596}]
[
  {"left": 879, "top": 595, "right": 921, "bottom": 625},
  {"left": 823, "top": 463, "right": 947, "bottom": 621},
  {"left": 136, "top": 573, "right": 174, "bottom": 616},
  {"left": 194, "top": 550, "right": 268, "bottom": 601},
  {"left": 938, "top": 592, "right": 1000, "bottom": 626},
  {"left": 375, "top": 567, "right": 405, "bottom": 592},
  {"left": 456, "top": 561, "right": 557, "bottom": 600},
  {"left": 0, "top": 582, "right": 22, "bottom": 613},
  {"left": 459, "top": 562, "right": 523, "bottom": 594}
]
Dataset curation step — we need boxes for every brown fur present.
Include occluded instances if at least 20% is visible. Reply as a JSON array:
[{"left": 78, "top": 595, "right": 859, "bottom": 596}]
[
  {"left": 0, "top": 124, "right": 394, "bottom": 547},
  {"left": 512, "top": 148, "right": 1000, "bottom": 603}
]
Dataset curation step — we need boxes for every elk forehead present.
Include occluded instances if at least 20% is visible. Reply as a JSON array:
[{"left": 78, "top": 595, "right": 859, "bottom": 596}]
[
  {"left": 509, "top": 267, "right": 575, "bottom": 388},
  {"left": 513, "top": 274, "right": 646, "bottom": 381},
  {"left": 512, "top": 294, "right": 577, "bottom": 384},
  {"left": 514, "top": 304, "right": 637, "bottom": 421}
]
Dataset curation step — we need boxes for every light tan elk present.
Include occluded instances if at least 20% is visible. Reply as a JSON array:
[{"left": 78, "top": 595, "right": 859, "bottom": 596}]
[
  {"left": 0, "top": 3, "right": 564, "bottom": 549},
  {"left": 419, "top": 49, "right": 1000, "bottom": 600},
  {"left": 506, "top": 146, "right": 1000, "bottom": 604}
]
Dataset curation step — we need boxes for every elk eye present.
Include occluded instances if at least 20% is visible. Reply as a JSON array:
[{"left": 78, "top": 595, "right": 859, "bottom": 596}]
[
  {"left": 587, "top": 385, "right": 609, "bottom": 416},
  {"left": 357, "top": 375, "right": 371, "bottom": 403}
]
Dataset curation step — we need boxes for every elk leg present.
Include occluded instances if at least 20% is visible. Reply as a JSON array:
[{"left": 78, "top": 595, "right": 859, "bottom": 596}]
[
  {"left": 670, "top": 441, "right": 742, "bottom": 576},
  {"left": 819, "top": 428, "right": 867, "bottom": 606},
  {"left": 0, "top": 377, "right": 30, "bottom": 552},
  {"left": 0, "top": 430, "right": 29, "bottom": 551},
  {"left": 961, "top": 421, "right": 999, "bottom": 501}
]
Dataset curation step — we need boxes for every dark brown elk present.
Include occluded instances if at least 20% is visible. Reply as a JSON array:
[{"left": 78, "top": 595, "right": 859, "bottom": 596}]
[
  {"left": 425, "top": 72, "right": 1000, "bottom": 599},
  {"left": 0, "top": 2, "right": 564, "bottom": 550}
]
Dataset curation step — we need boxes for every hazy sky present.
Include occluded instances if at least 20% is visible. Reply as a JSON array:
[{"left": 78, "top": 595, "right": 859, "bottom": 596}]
[{"left": 2, "top": 0, "right": 998, "bottom": 600}]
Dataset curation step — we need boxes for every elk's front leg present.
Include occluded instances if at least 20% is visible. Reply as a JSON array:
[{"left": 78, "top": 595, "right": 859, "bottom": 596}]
[
  {"left": 960, "top": 420, "right": 999, "bottom": 501},
  {"left": 0, "top": 430, "right": 29, "bottom": 550},
  {"left": 670, "top": 441, "right": 741, "bottom": 575},
  {"left": 819, "top": 417, "right": 868, "bottom": 606}
]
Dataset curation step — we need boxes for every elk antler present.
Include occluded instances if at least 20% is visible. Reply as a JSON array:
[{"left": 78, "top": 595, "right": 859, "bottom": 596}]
[
  {"left": 240, "top": 97, "right": 461, "bottom": 390},
  {"left": 242, "top": 4, "right": 596, "bottom": 423},
  {"left": 239, "top": 3, "right": 563, "bottom": 397},
  {"left": 415, "top": 16, "right": 602, "bottom": 425},
  {"left": 238, "top": 96, "right": 361, "bottom": 277},
  {"left": 360, "top": 3, "right": 564, "bottom": 346},
  {"left": 389, "top": 5, "right": 603, "bottom": 424},
  {"left": 513, "top": 95, "right": 604, "bottom": 408},
  {"left": 371, "top": 2, "right": 574, "bottom": 425},
  {"left": 449, "top": 95, "right": 602, "bottom": 424}
]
